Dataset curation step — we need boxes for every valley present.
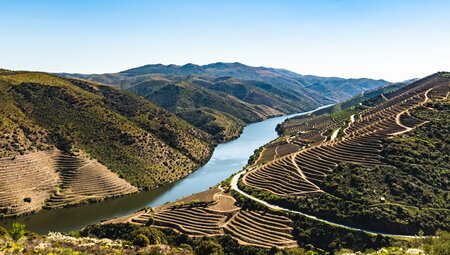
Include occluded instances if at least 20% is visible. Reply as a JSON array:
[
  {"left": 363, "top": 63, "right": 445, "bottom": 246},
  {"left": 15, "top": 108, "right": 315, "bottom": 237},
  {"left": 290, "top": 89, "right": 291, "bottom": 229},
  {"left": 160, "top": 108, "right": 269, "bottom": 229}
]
[
  {"left": 0, "top": 97, "right": 328, "bottom": 233},
  {"left": 2, "top": 1, "right": 449, "bottom": 254},
  {"left": 93, "top": 72, "right": 449, "bottom": 253},
  {"left": 0, "top": 69, "right": 448, "bottom": 254},
  {"left": 61, "top": 62, "right": 388, "bottom": 142},
  {"left": 0, "top": 71, "right": 212, "bottom": 217}
]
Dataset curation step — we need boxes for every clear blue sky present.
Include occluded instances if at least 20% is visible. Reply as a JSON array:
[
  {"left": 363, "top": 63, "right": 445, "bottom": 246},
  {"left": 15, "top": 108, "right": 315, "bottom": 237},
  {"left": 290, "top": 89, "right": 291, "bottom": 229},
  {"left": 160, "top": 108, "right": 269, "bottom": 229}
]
[{"left": 2, "top": 0, "right": 449, "bottom": 81}]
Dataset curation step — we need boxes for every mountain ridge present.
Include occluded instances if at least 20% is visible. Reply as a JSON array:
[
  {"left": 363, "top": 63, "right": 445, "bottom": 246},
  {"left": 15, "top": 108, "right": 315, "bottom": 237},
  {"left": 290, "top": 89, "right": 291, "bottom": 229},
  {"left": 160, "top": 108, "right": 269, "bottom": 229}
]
[{"left": 60, "top": 62, "right": 390, "bottom": 142}]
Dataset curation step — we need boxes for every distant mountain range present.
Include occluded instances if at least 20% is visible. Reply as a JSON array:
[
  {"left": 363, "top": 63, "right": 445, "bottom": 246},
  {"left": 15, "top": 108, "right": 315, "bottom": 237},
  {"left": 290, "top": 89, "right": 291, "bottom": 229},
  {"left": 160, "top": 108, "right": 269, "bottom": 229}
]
[{"left": 61, "top": 63, "right": 390, "bottom": 141}]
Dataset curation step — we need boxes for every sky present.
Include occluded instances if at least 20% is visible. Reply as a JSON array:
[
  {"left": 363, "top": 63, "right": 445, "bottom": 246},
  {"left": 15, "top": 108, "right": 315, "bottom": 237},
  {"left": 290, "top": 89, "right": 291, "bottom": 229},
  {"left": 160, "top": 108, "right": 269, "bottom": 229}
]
[{"left": 1, "top": 0, "right": 450, "bottom": 82}]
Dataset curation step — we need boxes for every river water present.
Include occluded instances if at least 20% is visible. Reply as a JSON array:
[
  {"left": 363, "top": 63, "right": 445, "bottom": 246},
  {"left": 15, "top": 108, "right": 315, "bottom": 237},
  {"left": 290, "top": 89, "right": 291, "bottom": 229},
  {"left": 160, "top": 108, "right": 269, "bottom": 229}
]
[{"left": 0, "top": 105, "right": 330, "bottom": 234}]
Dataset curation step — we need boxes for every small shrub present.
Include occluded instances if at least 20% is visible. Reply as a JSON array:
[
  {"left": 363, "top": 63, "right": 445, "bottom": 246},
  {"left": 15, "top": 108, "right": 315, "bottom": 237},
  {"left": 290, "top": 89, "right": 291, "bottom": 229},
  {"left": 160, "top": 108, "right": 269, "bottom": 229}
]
[
  {"left": 25, "top": 231, "right": 40, "bottom": 240},
  {"left": 145, "top": 215, "right": 154, "bottom": 226},
  {"left": 133, "top": 234, "right": 150, "bottom": 247},
  {"left": 131, "top": 227, "right": 167, "bottom": 245},
  {"left": 10, "top": 223, "right": 25, "bottom": 241},
  {"left": 189, "top": 199, "right": 201, "bottom": 207},
  {"left": 0, "top": 226, "right": 8, "bottom": 237},
  {"left": 68, "top": 231, "right": 81, "bottom": 238},
  {"left": 194, "top": 239, "right": 224, "bottom": 255}
]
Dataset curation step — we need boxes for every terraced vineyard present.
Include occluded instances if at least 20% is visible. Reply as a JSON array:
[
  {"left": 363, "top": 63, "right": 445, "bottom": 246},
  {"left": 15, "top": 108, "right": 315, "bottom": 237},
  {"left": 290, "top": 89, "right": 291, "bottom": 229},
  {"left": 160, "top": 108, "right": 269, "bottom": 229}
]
[
  {"left": 0, "top": 70, "right": 215, "bottom": 216},
  {"left": 0, "top": 150, "right": 137, "bottom": 216},
  {"left": 280, "top": 115, "right": 337, "bottom": 135},
  {"left": 127, "top": 187, "right": 298, "bottom": 249},
  {"left": 46, "top": 151, "right": 138, "bottom": 209},
  {"left": 243, "top": 73, "right": 449, "bottom": 197},
  {"left": 141, "top": 206, "right": 227, "bottom": 236},
  {"left": 223, "top": 210, "right": 297, "bottom": 248},
  {"left": 122, "top": 73, "right": 449, "bottom": 247},
  {"left": 0, "top": 151, "right": 59, "bottom": 216}
]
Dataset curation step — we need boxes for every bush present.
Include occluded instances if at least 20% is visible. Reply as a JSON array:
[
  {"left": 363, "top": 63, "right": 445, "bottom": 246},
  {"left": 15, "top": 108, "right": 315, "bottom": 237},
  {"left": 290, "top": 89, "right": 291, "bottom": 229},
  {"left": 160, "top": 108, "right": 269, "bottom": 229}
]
[
  {"left": 145, "top": 215, "right": 154, "bottom": 226},
  {"left": 81, "top": 223, "right": 139, "bottom": 240},
  {"left": 10, "top": 223, "right": 25, "bottom": 241},
  {"left": 131, "top": 227, "right": 167, "bottom": 245},
  {"left": 133, "top": 234, "right": 150, "bottom": 247},
  {"left": 429, "top": 231, "right": 450, "bottom": 255},
  {"left": 0, "top": 226, "right": 8, "bottom": 237},
  {"left": 68, "top": 231, "right": 81, "bottom": 238},
  {"left": 193, "top": 239, "right": 224, "bottom": 255},
  {"left": 24, "top": 231, "right": 40, "bottom": 240}
]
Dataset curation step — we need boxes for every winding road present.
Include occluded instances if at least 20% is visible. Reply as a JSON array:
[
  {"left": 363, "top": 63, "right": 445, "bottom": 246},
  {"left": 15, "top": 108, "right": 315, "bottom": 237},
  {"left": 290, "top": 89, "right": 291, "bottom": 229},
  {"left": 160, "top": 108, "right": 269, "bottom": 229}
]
[
  {"left": 230, "top": 170, "right": 421, "bottom": 238},
  {"left": 230, "top": 88, "right": 440, "bottom": 239}
]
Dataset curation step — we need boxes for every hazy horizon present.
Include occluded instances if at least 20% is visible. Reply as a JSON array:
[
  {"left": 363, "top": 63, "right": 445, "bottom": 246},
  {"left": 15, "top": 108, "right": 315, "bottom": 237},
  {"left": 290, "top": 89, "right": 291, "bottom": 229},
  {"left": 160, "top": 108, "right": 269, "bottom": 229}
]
[{"left": 2, "top": 0, "right": 450, "bottom": 82}]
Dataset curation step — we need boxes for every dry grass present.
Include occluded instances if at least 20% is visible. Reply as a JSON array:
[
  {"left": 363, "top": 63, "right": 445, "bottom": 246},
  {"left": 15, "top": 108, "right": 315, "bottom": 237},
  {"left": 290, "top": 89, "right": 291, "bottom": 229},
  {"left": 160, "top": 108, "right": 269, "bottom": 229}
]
[
  {"left": 243, "top": 74, "right": 447, "bottom": 197},
  {"left": 0, "top": 149, "right": 137, "bottom": 216}
]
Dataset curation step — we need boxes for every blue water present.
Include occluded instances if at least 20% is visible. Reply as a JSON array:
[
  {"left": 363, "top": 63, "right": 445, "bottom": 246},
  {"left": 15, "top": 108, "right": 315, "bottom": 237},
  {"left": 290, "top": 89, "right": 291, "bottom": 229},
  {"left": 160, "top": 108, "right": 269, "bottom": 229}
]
[{"left": 0, "top": 105, "right": 331, "bottom": 234}]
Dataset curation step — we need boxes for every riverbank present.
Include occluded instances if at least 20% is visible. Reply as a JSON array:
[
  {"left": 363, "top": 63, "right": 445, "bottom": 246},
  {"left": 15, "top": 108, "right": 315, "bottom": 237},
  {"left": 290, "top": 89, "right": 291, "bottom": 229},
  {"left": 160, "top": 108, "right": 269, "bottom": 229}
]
[{"left": 0, "top": 105, "right": 332, "bottom": 234}]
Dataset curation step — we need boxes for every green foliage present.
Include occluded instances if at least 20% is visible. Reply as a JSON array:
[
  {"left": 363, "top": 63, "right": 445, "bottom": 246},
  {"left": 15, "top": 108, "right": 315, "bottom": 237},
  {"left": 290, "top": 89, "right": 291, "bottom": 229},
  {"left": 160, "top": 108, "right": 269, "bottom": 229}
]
[
  {"left": 24, "top": 230, "right": 40, "bottom": 240},
  {"left": 145, "top": 215, "right": 155, "bottom": 226},
  {"left": 0, "top": 73, "right": 214, "bottom": 189},
  {"left": 9, "top": 222, "right": 25, "bottom": 241},
  {"left": 193, "top": 239, "right": 224, "bottom": 255},
  {"left": 133, "top": 234, "right": 150, "bottom": 247},
  {"left": 80, "top": 223, "right": 327, "bottom": 255},
  {"left": 428, "top": 230, "right": 450, "bottom": 255},
  {"left": 131, "top": 227, "right": 167, "bottom": 245},
  {"left": 68, "top": 231, "right": 81, "bottom": 238},
  {"left": 176, "top": 107, "right": 244, "bottom": 142},
  {"left": 248, "top": 98, "right": 450, "bottom": 235},
  {"left": 64, "top": 63, "right": 389, "bottom": 141},
  {"left": 80, "top": 223, "right": 140, "bottom": 240},
  {"left": 330, "top": 105, "right": 363, "bottom": 123},
  {"left": 0, "top": 226, "right": 8, "bottom": 237}
]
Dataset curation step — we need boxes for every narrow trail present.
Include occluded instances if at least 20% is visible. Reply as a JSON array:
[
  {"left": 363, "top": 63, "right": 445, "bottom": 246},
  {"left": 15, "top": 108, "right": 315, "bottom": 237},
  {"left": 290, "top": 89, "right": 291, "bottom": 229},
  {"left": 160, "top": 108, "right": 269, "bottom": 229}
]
[
  {"left": 330, "top": 128, "right": 340, "bottom": 141},
  {"left": 343, "top": 114, "right": 355, "bottom": 135},
  {"left": 391, "top": 88, "right": 432, "bottom": 136},
  {"left": 231, "top": 171, "right": 421, "bottom": 239}
]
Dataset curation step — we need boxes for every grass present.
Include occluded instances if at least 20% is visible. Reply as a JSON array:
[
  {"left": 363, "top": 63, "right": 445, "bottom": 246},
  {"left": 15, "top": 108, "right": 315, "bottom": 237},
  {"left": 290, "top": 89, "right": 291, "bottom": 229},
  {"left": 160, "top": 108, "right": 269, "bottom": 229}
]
[{"left": 0, "top": 72, "right": 73, "bottom": 87}]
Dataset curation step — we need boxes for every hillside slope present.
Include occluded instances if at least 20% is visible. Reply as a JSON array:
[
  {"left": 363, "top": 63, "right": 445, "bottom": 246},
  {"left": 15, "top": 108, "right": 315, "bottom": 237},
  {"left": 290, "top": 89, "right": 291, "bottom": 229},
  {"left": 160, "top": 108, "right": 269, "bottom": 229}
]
[
  {"left": 240, "top": 72, "right": 450, "bottom": 235},
  {"left": 0, "top": 70, "right": 214, "bottom": 216},
  {"left": 61, "top": 63, "right": 389, "bottom": 141}
]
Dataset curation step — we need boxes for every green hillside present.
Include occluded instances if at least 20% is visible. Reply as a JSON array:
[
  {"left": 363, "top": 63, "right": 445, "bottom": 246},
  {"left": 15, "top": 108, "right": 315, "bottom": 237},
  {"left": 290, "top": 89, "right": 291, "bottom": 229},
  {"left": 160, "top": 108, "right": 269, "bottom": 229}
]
[
  {"left": 242, "top": 75, "right": 450, "bottom": 235},
  {"left": 60, "top": 62, "right": 389, "bottom": 142},
  {"left": 0, "top": 71, "right": 213, "bottom": 189}
]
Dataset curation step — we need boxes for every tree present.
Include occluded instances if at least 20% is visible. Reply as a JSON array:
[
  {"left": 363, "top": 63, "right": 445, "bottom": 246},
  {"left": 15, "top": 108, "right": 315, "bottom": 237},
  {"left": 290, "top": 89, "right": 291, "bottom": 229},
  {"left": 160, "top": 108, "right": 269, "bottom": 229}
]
[
  {"left": 194, "top": 239, "right": 224, "bottom": 255},
  {"left": 9, "top": 223, "right": 25, "bottom": 241},
  {"left": 133, "top": 234, "right": 150, "bottom": 247}
]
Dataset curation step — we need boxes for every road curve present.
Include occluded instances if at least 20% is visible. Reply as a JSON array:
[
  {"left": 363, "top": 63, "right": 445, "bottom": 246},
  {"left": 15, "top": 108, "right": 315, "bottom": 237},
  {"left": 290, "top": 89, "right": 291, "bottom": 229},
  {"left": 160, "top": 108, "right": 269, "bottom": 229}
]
[{"left": 231, "top": 170, "right": 422, "bottom": 239}]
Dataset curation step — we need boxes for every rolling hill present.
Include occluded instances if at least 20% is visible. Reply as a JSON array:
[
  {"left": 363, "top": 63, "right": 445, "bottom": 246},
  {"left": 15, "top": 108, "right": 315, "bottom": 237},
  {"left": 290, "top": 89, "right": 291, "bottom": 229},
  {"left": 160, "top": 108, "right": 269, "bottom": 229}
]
[
  {"left": 0, "top": 70, "right": 213, "bottom": 216},
  {"left": 87, "top": 72, "right": 449, "bottom": 254},
  {"left": 61, "top": 63, "right": 390, "bottom": 142},
  {"left": 240, "top": 72, "right": 450, "bottom": 236}
]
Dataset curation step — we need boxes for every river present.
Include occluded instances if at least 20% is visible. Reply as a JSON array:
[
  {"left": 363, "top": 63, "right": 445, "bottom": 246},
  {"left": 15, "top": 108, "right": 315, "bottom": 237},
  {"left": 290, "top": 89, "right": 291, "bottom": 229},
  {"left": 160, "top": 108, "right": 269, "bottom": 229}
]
[{"left": 0, "top": 105, "right": 331, "bottom": 234}]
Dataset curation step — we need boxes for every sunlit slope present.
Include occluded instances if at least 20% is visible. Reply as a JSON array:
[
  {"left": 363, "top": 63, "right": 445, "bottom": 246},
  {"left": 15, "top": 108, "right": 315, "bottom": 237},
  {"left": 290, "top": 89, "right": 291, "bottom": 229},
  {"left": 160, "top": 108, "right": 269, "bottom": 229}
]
[
  {"left": 61, "top": 62, "right": 389, "bottom": 141},
  {"left": 0, "top": 71, "right": 214, "bottom": 216},
  {"left": 242, "top": 72, "right": 450, "bottom": 235}
]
